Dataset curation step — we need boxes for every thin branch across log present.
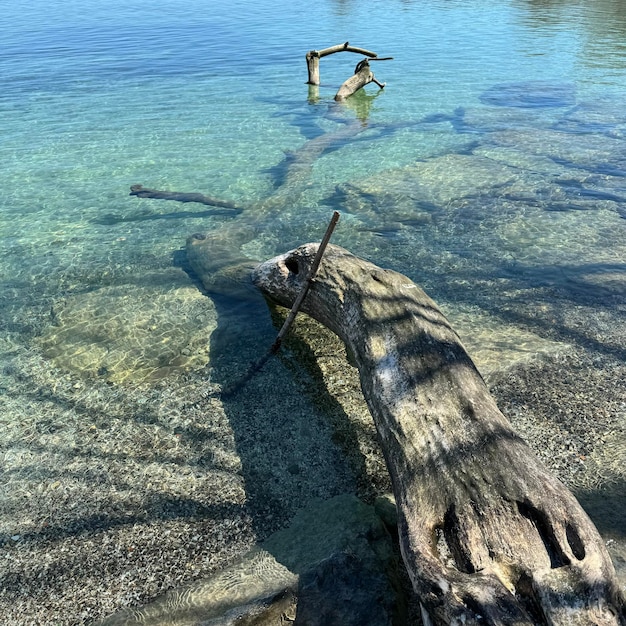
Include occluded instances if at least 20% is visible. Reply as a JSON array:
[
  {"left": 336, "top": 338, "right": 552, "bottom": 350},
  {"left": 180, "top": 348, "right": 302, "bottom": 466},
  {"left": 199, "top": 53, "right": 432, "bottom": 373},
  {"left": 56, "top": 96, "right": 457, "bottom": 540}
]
[{"left": 253, "top": 243, "right": 625, "bottom": 626}]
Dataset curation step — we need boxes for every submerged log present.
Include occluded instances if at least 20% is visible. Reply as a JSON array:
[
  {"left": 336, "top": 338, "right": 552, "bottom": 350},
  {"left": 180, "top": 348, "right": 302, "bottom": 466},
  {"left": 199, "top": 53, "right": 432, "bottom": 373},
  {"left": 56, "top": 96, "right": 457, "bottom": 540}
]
[
  {"left": 131, "top": 114, "right": 366, "bottom": 219},
  {"left": 253, "top": 243, "right": 625, "bottom": 625},
  {"left": 129, "top": 184, "right": 244, "bottom": 211}
]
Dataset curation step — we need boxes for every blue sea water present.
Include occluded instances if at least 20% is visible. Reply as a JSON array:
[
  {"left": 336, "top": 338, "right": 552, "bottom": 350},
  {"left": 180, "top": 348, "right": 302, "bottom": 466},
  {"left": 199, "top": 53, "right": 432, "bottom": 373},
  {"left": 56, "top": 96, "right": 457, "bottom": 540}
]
[
  {"left": 1, "top": 1, "right": 626, "bottom": 428},
  {"left": 0, "top": 3, "right": 622, "bottom": 265},
  {"left": 1, "top": 0, "right": 624, "bottom": 311}
]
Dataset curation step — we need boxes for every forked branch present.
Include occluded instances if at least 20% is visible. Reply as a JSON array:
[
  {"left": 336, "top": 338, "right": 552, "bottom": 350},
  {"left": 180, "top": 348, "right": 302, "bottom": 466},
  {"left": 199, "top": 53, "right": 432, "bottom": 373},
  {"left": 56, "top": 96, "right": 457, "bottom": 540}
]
[{"left": 306, "top": 41, "right": 378, "bottom": 85}]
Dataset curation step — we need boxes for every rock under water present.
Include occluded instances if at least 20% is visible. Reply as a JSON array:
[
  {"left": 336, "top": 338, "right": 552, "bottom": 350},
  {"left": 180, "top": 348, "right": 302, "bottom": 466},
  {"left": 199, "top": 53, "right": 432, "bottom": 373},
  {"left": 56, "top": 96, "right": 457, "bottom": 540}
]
[{"left": 480, "top": 80, "right": 576, "bottom": 108}]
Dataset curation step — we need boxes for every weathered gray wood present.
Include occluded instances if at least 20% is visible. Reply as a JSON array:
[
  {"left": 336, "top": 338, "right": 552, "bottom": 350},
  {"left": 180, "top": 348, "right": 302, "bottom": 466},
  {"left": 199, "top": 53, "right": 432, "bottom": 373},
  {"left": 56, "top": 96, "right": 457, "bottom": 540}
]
[
  {"left": 335, "top": 59, "right": 385, "bottom": 101},
  {"left": 306, "top": 42, "right": 378, "bottom": 85},
  {"left": 253, "top": 243, "right": 626, "bottom": 626},
  {"left": 270, "top": 211, "right": 339, "bottom": 354}
]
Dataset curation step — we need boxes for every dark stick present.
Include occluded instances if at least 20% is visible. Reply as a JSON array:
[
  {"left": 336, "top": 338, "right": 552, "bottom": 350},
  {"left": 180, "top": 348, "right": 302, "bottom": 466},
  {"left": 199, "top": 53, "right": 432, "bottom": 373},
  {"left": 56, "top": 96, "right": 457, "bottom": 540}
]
[
  {"left": 269, "top": 210, "right": 340, "bottom": 353},
  {"left": 221, "top": 211, "right": 340, "bottom": 398}
]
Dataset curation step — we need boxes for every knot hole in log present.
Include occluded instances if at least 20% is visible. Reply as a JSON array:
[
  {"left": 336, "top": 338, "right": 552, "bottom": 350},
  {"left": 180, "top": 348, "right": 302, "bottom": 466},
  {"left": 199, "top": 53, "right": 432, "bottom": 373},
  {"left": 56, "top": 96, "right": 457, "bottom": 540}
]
[{"left": 285, "top": 256, "right": 300, "bottom": 275}]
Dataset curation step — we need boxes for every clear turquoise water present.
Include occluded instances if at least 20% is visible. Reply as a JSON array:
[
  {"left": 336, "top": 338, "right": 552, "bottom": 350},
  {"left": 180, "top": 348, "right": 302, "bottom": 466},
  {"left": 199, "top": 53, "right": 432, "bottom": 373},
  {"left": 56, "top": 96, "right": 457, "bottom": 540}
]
[
  {"left": 2, "top": 0, "right": 625, "bottom": 252},
  {"left": 2, "top": 0, "right": 626, "bottom": 386},
  {"left": 1, "top": 1, "right": 625, "bottom": 250},
  {"left": 1, "top": 0, "right": 626, "bottom": 391},
  {"left": 1, "top": 1, "right": 626, "bottom": 620}
]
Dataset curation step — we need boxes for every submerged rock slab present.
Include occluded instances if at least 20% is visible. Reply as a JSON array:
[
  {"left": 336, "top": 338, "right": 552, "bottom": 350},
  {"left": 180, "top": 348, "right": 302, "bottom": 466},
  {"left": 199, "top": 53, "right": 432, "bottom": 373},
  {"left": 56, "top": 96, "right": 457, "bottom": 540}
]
[
  {"left": 458, "top": 105, "right": 561, "bottom": 133},
  {"left": 488, "top": 127, "right": 626, "bottom": 174},
  {"left": 37, "top": 269, "right": 216, "bottom": 383},
  {"left": 555, "top": 97, "right": 626, "bottom": 136},
  {"left": 445, "top": 304, "right": 570, "bottom": 383},
  {"left": 480, "top": 80, "right": 576, "bottom": 108},
  {"left": 338, "top": 132, "right": 626, "bottom": 223},
  {"left": 94, "top": 494, "right": 400, "bottom": 626},
  {"left": 338, "top": 153, "right": 527, "bottom": 219}
]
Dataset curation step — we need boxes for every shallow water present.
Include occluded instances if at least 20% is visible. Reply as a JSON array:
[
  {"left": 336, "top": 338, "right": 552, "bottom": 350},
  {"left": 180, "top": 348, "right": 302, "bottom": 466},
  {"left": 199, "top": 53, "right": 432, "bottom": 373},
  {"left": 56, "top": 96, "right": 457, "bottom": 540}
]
[{"left": 1, "top": 0, "right": 625, "bottom": 622}]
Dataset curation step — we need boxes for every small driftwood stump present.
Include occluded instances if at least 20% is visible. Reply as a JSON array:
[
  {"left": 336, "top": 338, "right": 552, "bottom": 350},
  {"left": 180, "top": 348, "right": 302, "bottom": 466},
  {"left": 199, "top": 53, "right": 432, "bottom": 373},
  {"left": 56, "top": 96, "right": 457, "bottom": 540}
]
[
  {"left": 305, "top": 41, "right": 378, "bottom": 85},
  {"left": 253, "top": 243, "right": 625, "bottom": 625}
]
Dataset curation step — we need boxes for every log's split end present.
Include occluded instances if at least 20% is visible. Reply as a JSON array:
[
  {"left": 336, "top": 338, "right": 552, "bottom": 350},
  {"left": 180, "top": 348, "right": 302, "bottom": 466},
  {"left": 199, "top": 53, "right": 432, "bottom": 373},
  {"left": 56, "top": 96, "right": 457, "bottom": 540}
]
[{"left": 268, "top": 211, "right": 339, "bottom": 354}]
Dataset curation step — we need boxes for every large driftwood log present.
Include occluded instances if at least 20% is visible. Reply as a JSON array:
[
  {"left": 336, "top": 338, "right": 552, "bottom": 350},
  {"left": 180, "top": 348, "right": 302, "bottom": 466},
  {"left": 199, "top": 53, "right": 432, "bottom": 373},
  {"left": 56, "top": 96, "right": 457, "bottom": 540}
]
[{"left": 253, "top": 243, "right": 625, "bottom": 625}]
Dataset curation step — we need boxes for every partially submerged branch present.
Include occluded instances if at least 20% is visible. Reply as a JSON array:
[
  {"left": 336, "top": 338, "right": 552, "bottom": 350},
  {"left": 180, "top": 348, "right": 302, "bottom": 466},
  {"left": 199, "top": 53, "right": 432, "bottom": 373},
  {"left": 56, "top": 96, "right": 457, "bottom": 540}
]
[
  {"left": 306, "top": 41, "right": 378, "bottom": 85},
  {"left": 335, "top": 59, "right": 386, "bottom": 102},
  {"left": 130, "top": 116, "right": 367, "bottom": 217},
  {"left": 129, "top": 184, "right": 244, "bottom": 212}
]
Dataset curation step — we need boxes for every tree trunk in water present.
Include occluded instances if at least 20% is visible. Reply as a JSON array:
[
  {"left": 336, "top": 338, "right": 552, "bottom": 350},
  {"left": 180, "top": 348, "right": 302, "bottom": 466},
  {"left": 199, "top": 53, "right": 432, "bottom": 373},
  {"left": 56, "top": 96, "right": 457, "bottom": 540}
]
[
  {"left": 252, "top": 243, "right": 626, "bottom": 626},
  {"left": 131, "top": 116, "right": 366, "bottom": 220}
]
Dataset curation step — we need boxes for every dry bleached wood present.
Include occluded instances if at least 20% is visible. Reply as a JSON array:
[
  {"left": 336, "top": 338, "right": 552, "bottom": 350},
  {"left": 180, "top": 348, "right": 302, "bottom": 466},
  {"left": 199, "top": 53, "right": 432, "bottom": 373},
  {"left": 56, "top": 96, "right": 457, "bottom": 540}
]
[
  {"left": 305, "top": 42, "right": 389, "bottom": 100},
  {"left": 253, "top": 243, "right": 626, "bottom": 626}
]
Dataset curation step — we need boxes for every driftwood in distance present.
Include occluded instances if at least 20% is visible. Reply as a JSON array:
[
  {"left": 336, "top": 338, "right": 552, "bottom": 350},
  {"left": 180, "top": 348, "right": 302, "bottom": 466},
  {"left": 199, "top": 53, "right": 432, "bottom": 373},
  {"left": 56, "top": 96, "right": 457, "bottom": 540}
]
[
  {"left": 335, "top": 59, "right": 387, "bottom": 102},
  {"left": 253, "top": 243, "right": 625, "bottom": 625},
  {"left": 305, "top": 41, "right": 378, "bottom": 85},
  {"left": 305, "top": 41, "right": 391, "bottom": 100}
]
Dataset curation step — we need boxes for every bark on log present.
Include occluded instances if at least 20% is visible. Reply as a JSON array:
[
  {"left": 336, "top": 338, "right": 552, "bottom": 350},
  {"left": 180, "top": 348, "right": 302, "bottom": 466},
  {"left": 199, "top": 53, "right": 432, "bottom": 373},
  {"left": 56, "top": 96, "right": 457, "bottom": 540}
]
[{"left": 252, "top": 243, "right": 626, "bottom": 626}]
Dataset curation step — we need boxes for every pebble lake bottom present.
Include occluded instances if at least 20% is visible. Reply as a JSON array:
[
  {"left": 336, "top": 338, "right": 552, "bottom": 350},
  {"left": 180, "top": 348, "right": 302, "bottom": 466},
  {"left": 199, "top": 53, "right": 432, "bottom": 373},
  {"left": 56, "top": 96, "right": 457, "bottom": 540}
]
[{"left": 1, "top": 0, "right": 625, "bottom": 623}]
